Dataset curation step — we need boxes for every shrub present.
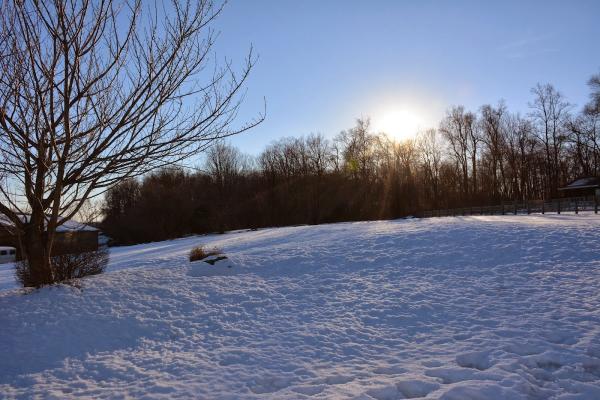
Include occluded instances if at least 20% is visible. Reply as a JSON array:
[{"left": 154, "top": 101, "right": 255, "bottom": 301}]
[
  {"left": 16, "top": 248, "right": 109, "bottom": 287},
  {"left": 189, "top": 245, "right": 222, "bottom": 262}
]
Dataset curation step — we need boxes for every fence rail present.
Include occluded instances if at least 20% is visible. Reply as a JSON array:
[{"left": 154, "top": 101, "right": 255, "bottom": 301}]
[{"left": 423, "top": 196, "right": 599, "bottom": 218}]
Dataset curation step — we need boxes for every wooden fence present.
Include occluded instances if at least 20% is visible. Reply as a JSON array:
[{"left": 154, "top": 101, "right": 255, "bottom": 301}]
[{"left": 423, "top": 196, "right": 599, "bottom": 218}]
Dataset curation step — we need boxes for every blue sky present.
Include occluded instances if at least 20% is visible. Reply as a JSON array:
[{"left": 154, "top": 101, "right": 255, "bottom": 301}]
[{"left": 211, "top": 0, "right": 600, "bottom": 154}]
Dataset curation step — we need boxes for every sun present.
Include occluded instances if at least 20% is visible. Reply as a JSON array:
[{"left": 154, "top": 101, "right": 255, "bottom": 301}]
[{"left": 373, "top": 108, "right": 424, "bottom": 141}]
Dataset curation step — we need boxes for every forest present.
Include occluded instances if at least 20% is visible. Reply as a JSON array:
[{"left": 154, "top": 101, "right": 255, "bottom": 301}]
[{"left": 102, "top": 74, "right": 600, "bottom": 245}]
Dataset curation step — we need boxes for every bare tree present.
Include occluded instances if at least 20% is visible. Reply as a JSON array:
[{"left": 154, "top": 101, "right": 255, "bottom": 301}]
[
  {"left": 504, "top": 113, "right": 537, "bottom": 201},
  {"left": 529, "top": 83, "right": 571, "bottom": 196},
  {"left": 566, "top": 73, "right": 600, "bottom": 178},
  {"left": 337, "top": 118, "right": 376, "bottom": 180},
  {"left": 585, "top": 72, "right": 600, "bottom": 116},
  {"left": 440, "top": 106, "right": 470, "bottom": 199},
  {"left": 0, "top": 0, "right": 263, "bottom": 286},
  {"left": 464, "top": 111, "right": 480, "bottom": 198},
  {"left": 205, "top": 141, "right": 245, "bottom": 189},
  {"left": 305, "top": 133, "right": 333, "bottom": 177},
  {"left": 417, "top": 128, "right": 443, "bottom": 209},
  {"left": 480, "top": 102, "right": 507, "bottom": 200}
]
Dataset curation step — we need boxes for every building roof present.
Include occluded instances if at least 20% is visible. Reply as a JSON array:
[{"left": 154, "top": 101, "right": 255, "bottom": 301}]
[
  {"left": 558, "top": 177, "right": 600, "bottom": 191},
  {"left": 0, "top": 214, "right": 98, "bottom": 232}
]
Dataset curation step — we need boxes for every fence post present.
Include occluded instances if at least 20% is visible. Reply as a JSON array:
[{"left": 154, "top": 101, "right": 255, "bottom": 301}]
[
  {"left": 595, "top": 196, "right": 598, "bottom": 214},
  {"left": 541, "top": 200, "right": 545, "bottom": 215},
  {"left": 514, "top": 201, "right": 517, "bottom": 215},
  {"left": 526, "top": 201, "right": 530, "bottom": 214},
  {"left": 575, "top": 199, "right": 578, "bottom": 214},
  {"left": 501, "top": 202, "right": 505, "bottom": 215},
  {"left": 557, "top": 199, "right": 561, "bottom": 214}
]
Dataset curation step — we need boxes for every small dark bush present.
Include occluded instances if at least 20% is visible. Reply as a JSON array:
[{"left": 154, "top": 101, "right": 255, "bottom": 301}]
[
  {"left": 16, "top": 248, "right": 109, "bottom": 287},
  {"left": 189, "top": 245, "right": 222, "bottom": 262}
]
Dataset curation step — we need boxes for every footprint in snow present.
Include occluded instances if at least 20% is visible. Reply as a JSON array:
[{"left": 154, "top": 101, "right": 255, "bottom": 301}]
[
  {"left": 248, "top": 376, "right": 291, "bottom": 394},
  {"left": 455, "top": 350, "right": 493, "bottom": 371},
  {"left": 395, "top": 379, "right": 440, "bottom": 398},
  {"left": 366, "top": 385, "right": 400, "bottom": 400},
  {"left": 422, "top": 360, "right": 443, "bottom": 368},
  {"left": 291, "top": 384, "right": 325, "bottom": 396},
  {"left": 503, "top": 342, "right": 546, "bottom": 356},
  {"left": 425, "top": 367, "right": 483, "bottom": 384},
  {"left": 452, "top": 333, "right": 472, "bottom": 341},
  {"left": 324, "top": 374, "right": 354, "bottom": 385},
  {"left": 372, "top": 365, "right": 407, "bottom": 375}
]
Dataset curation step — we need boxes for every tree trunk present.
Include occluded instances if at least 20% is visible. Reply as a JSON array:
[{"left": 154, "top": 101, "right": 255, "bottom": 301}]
[
  {"left": 22, "top": 223, "right": 54, "bottom": 287},
  {"left": 471, "top": 153, "right": 477, "bottom": 200}
]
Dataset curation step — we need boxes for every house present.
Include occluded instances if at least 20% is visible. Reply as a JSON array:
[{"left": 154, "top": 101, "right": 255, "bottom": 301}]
[
  {"left": 0, "top": 216, "right": 99, "bottom": 260},
  {"left": 558, "top": 177, "right": 600, "bottom": 197},
  {"left": 0, "top": 246, "right": 17, "bottom": 263}
]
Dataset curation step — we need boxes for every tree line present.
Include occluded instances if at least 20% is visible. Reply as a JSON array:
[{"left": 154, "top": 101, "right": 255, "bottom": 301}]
[{"left": 102, "top": 73, "right": 600, "bottom": 245}]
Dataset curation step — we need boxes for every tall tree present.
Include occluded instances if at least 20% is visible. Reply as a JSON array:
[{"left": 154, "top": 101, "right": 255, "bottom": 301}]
[
  {"left": 585, "top": 72, "right": 600, "bottom": 116},
  {"left": 440, "top": 106, "right": 470, "bottom": 200},
  {"left": 529, "top": 84, "right": 571, "bottom": 196},
  {"left": 336, "top": 118, "right": 376, "bottom": 180},
  {"left": 480, "top": 102, "right": 507, "bottom": 200},
  {"left": 0, "top": 0, "right": 262, "bottom": 286},
  {"left": 417, "top": 128, "right": 443, "bottom": 209},
  {"left": 464, "top": 111, "right": 480, "bottom": 199}
]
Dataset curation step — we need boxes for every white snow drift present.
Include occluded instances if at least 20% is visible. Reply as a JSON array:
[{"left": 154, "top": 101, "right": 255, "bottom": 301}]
[{"left": 1, "top": 215, "right": 600, "bottom": 399}]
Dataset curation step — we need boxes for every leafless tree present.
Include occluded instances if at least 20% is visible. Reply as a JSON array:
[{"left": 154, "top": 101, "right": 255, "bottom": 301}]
[
  {"left": 0, "top": 0, "right": 263, "bottom": 286},
  {"left": 417, "top": 128, "right": 443, "bottom": 208},
  {"left": 205, "top": 141, "right": 245, "bottom": 189},
  {"left": 464, "top": 111, "right": 480, "bottom": 198},
  {"left": 585, "top": 72, "right": 600, "bottom": 116},
  {"left": 529, "top": 83, "right": 571, "bottom": 196},
  {"left": 563, "top": 72, "right": 600, "bottom": 178},
  {"left": 305, "top": 133, "right": 333, "bottom": 177},
  {"left": 504, "top": 113, "right": 537, "bottom": 200},
  {"left": 480, "top": 102, "right": 508, "bottom": 200},
  {"left": 336, "top": 118, "right": 376, "bottom": 180},
  {"left": 440, "top": 106, "right": 470, "bottom": 199}
]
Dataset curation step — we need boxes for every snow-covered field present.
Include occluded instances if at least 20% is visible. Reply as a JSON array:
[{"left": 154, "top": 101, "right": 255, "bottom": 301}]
[{"left": 1, "top": 215, "right": 600, "bottom": 399}]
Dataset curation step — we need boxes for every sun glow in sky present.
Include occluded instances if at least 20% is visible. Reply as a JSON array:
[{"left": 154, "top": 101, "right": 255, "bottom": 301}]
[{"left": 372, "top": 106, "right": 429, "bottom": 141}]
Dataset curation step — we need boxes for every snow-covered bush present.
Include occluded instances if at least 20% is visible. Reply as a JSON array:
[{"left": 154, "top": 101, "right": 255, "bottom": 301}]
[
  {"left": 16, "top": 248, "right": 109, "bottom": 287},
  {"left": 189, "top": 245, "right": 222, "bottom": 262},
  {"left": 188, "top": 245, "right": 238, "bottom": 277}
]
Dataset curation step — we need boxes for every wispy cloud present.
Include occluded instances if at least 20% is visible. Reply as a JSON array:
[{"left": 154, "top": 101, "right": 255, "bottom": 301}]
[{"left": 499, "top": 34, "right": 559, "bottom": 59}]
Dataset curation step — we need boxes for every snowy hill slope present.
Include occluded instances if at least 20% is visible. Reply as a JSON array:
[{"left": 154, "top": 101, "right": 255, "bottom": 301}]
[{"left": 1, "top": 215, "right": 600, "bottom": 399}]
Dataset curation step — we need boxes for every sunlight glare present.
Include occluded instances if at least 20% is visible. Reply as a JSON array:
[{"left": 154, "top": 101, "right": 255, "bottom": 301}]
[{"left": 374, "top": 108, "right": 425, "bottom": 141}]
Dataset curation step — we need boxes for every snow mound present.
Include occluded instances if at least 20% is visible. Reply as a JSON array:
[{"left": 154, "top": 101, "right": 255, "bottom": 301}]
[{"left": 187, "top": 255, "right": 239, "bottom": 277}]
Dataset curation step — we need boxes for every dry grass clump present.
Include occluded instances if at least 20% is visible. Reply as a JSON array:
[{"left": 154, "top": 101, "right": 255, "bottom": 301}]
[{"left": 189, "top": 245, "right": 223, "bottom": 262}]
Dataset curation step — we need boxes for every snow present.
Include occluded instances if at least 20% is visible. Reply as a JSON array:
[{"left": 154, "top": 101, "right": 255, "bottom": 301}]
[{"left": 1, "top": 214, "right": 600, "bottom": 399}]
